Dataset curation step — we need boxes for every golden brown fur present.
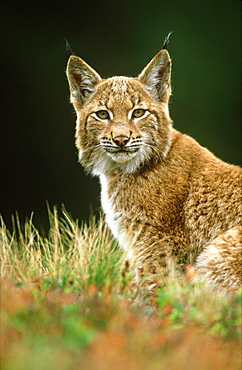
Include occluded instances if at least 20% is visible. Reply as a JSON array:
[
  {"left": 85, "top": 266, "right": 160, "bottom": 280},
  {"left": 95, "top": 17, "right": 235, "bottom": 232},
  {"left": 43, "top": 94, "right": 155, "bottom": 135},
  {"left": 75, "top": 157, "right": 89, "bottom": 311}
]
[{"left": 66, "top": 47, "right": 242, "bottom": 290}]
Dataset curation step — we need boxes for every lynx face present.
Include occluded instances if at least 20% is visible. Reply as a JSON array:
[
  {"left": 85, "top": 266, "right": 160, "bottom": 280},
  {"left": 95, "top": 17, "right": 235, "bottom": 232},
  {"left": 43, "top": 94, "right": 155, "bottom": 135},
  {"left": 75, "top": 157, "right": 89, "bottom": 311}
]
[{"left": 66, "top": 50, "right": 173, "bottom": 175}]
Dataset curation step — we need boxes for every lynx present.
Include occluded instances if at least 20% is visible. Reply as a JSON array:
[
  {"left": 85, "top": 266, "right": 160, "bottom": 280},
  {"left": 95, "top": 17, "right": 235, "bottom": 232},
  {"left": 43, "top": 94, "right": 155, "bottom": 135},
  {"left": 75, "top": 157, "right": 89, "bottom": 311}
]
[{"left": 66, "top": 42, "right": 242, "bottom": 290}]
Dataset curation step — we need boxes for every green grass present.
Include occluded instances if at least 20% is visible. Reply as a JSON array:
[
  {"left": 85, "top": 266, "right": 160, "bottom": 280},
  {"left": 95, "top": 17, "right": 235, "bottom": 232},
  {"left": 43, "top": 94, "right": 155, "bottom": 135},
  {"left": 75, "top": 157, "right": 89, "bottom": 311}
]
[{"left": 1, "top": 207, "right": 241, "bottom": 370}]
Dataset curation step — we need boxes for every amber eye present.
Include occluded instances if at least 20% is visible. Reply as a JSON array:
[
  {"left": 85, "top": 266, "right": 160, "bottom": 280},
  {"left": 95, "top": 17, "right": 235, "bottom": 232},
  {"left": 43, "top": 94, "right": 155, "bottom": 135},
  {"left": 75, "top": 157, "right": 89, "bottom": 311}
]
[
  {"left": 95, "top": 110, "right": 110, "bottom": 120},
  {"left": 132, "top": 109, "right": 145, "bottom": 118}
]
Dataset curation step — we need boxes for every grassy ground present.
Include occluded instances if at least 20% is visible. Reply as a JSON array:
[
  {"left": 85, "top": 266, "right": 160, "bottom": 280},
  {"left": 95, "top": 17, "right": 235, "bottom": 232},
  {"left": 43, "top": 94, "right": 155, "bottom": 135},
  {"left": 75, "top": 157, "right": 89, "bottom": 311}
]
[{"left": 1, "top": 207, "right": 241, "bottom": 370}]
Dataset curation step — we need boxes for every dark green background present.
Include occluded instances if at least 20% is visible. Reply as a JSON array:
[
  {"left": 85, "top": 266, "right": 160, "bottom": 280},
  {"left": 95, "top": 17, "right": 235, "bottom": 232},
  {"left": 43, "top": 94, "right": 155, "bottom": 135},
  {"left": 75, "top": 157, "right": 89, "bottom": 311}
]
[{"left": 1, "top": 0, "right": 241, "bottom": 230}]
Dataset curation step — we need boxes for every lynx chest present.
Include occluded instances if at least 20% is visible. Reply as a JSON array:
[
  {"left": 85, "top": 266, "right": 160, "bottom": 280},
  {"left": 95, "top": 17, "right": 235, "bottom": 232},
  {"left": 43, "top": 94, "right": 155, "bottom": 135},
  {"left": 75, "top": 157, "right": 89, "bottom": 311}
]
[
  {"left": 100, "top": 174, "right": 129, "bottom": 249},
  {"left": 99, "top": 172, "right": 169, "bottom": 250}
]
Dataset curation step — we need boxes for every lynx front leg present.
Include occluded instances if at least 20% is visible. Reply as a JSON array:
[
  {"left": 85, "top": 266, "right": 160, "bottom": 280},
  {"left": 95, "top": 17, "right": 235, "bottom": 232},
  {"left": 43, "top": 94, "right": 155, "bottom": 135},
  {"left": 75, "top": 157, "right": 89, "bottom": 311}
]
[{"left": 132, "top": 235, "right": 187, "bottom": 291}]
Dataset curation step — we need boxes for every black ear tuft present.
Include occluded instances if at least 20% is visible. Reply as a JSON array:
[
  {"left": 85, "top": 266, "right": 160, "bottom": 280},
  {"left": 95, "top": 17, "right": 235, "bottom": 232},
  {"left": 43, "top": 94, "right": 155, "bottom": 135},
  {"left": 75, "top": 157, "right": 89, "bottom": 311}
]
[
  {"left": 162, "top": 32, "right": 173, "bottom": 50},
  {"left": 65, "top": 39, "right": 76, "bottom": 57}
]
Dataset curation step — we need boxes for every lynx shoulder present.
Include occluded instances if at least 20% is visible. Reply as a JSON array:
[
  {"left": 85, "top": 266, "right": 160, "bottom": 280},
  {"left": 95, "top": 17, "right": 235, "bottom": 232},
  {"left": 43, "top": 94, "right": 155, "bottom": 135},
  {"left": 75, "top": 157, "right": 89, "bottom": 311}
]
[{"left": 66, "top": 46, "right": 242, "bottom": 290}]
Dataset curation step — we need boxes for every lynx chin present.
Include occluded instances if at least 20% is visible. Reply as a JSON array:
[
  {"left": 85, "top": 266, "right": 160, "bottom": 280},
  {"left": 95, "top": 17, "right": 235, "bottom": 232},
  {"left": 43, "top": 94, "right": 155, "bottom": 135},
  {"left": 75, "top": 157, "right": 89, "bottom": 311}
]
[{"left": 66, "top": 43, "right": 242, "bottom": 290}]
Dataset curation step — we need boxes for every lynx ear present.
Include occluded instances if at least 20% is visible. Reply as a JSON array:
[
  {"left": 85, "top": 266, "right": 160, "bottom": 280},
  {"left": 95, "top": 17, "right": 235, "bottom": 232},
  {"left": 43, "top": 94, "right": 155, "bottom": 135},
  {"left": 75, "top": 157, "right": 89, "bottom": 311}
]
[
  {"left": 66, "top": 55, "right": 102, "bottom": 106},
  {"left": 138, "top": 49, "right": 171, "bottom": 102}
]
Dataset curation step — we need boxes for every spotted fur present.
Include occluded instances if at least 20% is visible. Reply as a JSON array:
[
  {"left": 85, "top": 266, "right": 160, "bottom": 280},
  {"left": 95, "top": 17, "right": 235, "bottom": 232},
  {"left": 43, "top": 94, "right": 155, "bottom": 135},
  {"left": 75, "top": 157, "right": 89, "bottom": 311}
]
[{"left": 66, "top": 48, "right": 242, "bottom": 290}]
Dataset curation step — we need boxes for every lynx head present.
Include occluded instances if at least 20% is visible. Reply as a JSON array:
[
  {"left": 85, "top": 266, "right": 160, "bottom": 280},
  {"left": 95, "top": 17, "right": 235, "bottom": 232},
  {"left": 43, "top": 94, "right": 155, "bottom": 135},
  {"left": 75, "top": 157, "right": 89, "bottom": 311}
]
[{"left": 66, "top": 48, "right": 173, "bottom": 175}]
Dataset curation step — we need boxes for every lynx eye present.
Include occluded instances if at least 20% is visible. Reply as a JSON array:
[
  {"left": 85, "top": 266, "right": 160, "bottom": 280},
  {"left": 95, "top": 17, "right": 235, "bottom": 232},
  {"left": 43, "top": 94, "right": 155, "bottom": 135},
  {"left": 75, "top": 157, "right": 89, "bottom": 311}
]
[
  {"left": 95, "top": 110, "right": 110, "bottom": 120},
  {"left": 132, "top": 109, "right": 146, "bottom": 118}
]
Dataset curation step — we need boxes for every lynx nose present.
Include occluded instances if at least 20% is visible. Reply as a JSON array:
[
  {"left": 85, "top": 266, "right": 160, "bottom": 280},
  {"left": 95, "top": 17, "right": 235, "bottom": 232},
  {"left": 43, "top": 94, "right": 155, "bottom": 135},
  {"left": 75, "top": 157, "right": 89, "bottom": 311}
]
[{"left": 113, "top": 135, "right": 129, "bottom": 147}]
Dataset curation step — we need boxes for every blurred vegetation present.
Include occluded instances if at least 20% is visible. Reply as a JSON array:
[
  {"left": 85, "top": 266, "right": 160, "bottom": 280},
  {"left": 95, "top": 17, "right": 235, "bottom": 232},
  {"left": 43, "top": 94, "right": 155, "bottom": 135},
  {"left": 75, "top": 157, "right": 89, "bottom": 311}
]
[
  {"left": 0, "top": 0, "right": 241, "bottom": 230},
  {"left": 1, "top": 208, "right": 241, "bottom": 369}
]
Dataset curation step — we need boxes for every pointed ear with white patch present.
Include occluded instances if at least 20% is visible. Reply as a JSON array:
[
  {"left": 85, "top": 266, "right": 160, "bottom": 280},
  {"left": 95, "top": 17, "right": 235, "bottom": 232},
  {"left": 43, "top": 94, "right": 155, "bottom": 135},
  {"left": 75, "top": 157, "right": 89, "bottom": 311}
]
[
  {"left": 66, "top": 55, "right": 102, "bottom": 106},
  {"left": 138, "top": 49, "right": 171, "bottom": 102}
]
